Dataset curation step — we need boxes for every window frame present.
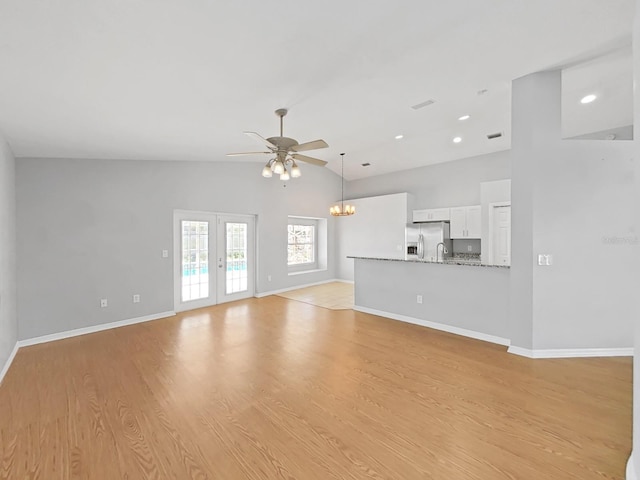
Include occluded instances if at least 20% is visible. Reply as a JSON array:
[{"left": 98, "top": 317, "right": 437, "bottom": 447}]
[{"left": 287, "top": 217, "right": 319, "bottom": 273}]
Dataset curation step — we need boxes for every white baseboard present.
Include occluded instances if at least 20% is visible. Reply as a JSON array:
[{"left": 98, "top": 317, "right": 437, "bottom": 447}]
[
  {"left": 508, "top": 346, "right": 634, "bottom": 359},
  {"left": 0, "top": 341, "right": 19, "bottom": 386},
  {"left": 628, "top": 452, "right": 637, "bottom": 480},
  {"left": 18, "top": 311, "right": 176, "bottom": 348},
  {"left": 255, "top": 278, "right": 346, "bottom": 298},
  {"left": 353, "top": 305, "right": 510, "bottom": 347}
]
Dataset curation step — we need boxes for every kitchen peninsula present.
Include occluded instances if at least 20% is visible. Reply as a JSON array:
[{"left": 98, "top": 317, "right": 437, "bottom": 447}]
[{"left": 349, "top": 256, "right": 510, "bottom": 346}]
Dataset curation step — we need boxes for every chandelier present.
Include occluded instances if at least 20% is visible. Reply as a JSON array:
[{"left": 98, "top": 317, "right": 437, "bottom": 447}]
[{"left": 329, "top": 153, "right": 355, "bottom": 216}]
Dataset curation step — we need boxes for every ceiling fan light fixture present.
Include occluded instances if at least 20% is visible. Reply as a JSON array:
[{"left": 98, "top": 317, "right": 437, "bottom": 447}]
[
  {"left": 262, "top": 161, "right": 273, "bottom": 178},
  {"left": 290, "top": 161, "right": 301, "bottom": 178},
  {"left": 273, "top": 160, "right": 285, "bottom": 175},
  {"left": 230, "top": 108, "right": 328, "bottom": 180}
]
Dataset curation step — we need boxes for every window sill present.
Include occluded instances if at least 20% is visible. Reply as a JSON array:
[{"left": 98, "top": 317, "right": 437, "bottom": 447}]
[{"left": 288, "top": 268, "right": 327, "bottom": 276}]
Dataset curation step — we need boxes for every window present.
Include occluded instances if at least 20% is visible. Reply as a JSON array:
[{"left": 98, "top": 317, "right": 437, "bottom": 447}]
[
  {"left": 287, "top": 216, "right": 328, "bottom": 275},
  {"left": 287, "top": 218, "right": 319, "bottom": 272},
  {"left": 288, "top": 224, "right": 316, "bottom": 265}
]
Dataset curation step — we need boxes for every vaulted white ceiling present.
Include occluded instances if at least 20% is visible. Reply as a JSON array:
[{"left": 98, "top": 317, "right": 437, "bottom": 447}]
[{"left": 0, "top": 0, "right": 634, "bottom": 179}]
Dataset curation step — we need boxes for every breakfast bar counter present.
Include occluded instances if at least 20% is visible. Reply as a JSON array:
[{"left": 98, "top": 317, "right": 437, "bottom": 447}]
[{"left": 349, "top": 256, "right": 510, "bottom": 345}]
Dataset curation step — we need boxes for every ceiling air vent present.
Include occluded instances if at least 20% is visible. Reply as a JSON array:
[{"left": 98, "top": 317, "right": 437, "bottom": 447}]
[
  {"left": 411, "top": 99, "right": 435, "bottom": 110},
  {"left": 487, "top": 132, "right": 503, "bottom": 140}
]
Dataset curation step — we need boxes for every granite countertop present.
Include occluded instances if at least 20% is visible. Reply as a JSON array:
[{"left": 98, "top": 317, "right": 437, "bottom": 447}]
[{"left": 347, "top": 256, "right": 510, "bottom": 268}]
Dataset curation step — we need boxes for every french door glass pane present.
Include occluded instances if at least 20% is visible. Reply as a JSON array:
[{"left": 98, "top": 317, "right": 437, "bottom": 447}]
[
  {"left": 181, "top": 220, "right": 209, "bottom": 301},
  {"left": 226, "top": 223, "right": 248, "bottom": 294}
]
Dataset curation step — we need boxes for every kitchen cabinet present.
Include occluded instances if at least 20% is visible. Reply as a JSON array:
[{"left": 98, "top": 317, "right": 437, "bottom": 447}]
[
  {"left": 412, "top": 208, "right": 450, "bottom": 222},
  {"left": 450, "top": 205, "right": 481, "bottom": 239}
]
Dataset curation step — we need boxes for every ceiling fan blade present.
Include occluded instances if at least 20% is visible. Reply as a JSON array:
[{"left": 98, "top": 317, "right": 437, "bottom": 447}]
[
  {"left": 290, "top": 139, "right": 329, "bottom": 152},
  {"left": 291, "top": 153, "right": 328, "bottom": 166},
  {"left": 226, "top": 151, "right": 271, "bottom": 157},
  {"left": 244, "top": 131, "right": 277, "bottom": 149}
]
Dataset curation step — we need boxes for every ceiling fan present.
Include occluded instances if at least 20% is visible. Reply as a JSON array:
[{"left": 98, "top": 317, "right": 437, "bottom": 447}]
[{"left": 227, "top": 108, "right": 329, "bottom": 180}]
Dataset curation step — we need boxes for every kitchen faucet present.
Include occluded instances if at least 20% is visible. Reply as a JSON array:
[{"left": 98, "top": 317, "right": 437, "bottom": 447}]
[{"left": 436, "top": 242, "right": 447, "bottom": 262}]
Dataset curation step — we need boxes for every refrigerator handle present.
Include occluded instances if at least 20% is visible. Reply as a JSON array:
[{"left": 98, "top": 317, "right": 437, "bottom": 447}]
[{"left": 418, "top": 234, "right": 424, "bottom": 259}]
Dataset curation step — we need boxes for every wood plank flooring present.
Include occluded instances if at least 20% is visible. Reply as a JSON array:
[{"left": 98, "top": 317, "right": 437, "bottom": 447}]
[
  {"left": 0, "top": 296, "right": 632, "bottom": 479},
  {"left": 276, "top": 281, "right": 354, "bottom": 310}
]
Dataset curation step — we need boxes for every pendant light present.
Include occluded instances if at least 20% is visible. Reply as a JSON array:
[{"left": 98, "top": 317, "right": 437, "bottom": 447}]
[{"left": 330, "top": 153, "right": 355, "bottom": 216}]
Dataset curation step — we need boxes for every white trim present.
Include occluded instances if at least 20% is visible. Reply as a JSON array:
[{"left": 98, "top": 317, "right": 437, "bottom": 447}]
[
  {"left": 506, "top": 346, "right": 534, "bottom": 357},
  {"left": 0, "top": 342, "right": 19, "bottom": 386},
  {"left": 353, "top": 305, "right": 510, "bottom": 346},
  {"left": 18, "top": 311, "right": 176, "bottom": 348},
  {"left": 508, "top": 346, "right": 634, "bottom": 358},
  {"left": 288, "top": 268, "right": 328, "bottom": 276},
  {"left": 255, "top": 278, "right": 346, "bottom": 298},
  {"left": 628, "top": 452, "right": 637, "bottom": 480}
]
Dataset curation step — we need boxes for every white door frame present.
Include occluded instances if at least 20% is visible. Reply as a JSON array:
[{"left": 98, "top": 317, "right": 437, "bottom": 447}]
[
  {"left": 487, "top": 202, "right": 511, "bottom": 265},
  {"left": 173, "top": 209, "right": 256, "bottom": 313},
  {"left": 216, "top": 213, "right": 256, "bottom": 304}
]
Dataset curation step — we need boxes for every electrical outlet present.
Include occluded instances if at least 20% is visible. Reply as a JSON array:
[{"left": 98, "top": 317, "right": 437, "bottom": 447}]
[
  {"left": 467, "top": 245, "right": 473, "bottom": 252},
  {"left": 162, "top": 249, "right": 169, "bottom": 258},
  {"left": 100, "top": 299, "right": 108, "bottom": 308},
  {"left": 268, "top": 275, "right": 272, "bottom": 282},
  {"left": 416, "top": 294, "right": 423, "bottom": 304},
  {"left": 133, "top": 294, "right": 140, "bottom": 303}
]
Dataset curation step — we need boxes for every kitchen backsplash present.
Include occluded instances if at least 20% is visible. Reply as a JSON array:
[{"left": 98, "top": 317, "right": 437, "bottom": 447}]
[
  {"left": 450, "top": 252, "right": 481, "bottom": 263},
  {"left": 452, "top": 239, "right": 481, "bottom": 254}
]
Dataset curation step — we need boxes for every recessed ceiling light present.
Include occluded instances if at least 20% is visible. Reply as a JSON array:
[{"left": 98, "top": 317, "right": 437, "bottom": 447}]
[
  {"left": 580, "top": 94, "right": 597, "bottom": 104},
  {"left": 395, "top": 134, "right": 404, "bottom": 140},
  {"left": 453, "top": 136, "right": 462, "bottom": 144},
  {"left": 458, "top": 115, "right": 470, "bottom": 121}
]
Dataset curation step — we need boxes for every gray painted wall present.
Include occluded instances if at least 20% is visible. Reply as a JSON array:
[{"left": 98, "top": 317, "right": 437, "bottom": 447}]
[
  {"left": 354, "top": 259, "right": 510, "bottom": 340},
  {"left": 347, "top": 150, "right": 511, "bottom": 208},
  {"left": 0, "top": 134, "right": 17, "bottom": 375},
  {"left": 510, "top": 71, "right": 637, "bottom": 351},
  {"left": 16, "top": 158, "right": 341, "bottom": 340}
]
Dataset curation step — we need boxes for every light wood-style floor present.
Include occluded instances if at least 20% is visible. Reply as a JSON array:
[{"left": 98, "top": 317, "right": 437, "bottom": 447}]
[
  {"left": 276, "top": 281, "right": 354, "bottom": 310},
  {"left": 0, "top": 296, "right": 632, "bottom": 479}
]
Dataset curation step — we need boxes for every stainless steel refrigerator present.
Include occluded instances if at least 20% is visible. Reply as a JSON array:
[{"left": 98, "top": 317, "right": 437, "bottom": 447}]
[{"left": 405, "top": 221, "right": 452, "bottom": 262}]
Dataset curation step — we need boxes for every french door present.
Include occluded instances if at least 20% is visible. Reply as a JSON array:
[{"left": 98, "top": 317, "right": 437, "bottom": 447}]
[{"left": 174, "top": 211, "right": 255, "bottom": 312}]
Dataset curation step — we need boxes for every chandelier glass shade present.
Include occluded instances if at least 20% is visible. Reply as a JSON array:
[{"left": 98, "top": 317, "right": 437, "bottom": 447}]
[
  {"left": 262, "top": 157, "right": 302, "bottom": 180},
  {"left": 330, "top": 153, "right": 355, "bottom": 217}
]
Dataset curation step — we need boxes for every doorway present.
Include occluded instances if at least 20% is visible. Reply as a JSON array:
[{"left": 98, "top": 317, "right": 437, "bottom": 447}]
[
  {"left": 489, "top": 203, "right": 511, "bottom": 266},
  {"left": 173, "top": 211, "right": 255, "bottom": 312}
]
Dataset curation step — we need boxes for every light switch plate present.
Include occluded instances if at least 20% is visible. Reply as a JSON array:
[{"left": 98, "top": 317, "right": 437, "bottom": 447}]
[{"left": 538, "top": 254, "right": 553, "bottom": 266}]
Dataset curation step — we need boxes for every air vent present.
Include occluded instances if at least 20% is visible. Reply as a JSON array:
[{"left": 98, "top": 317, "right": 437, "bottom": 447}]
[
  {"left": 411, "top": 99, "right": 435, "bottom": 110},
  {"left": 487, "top": 132, "right": 503, "bottom": 140},
  {"left": 361, "top": 163, "right": 371, "bottom": 167}
]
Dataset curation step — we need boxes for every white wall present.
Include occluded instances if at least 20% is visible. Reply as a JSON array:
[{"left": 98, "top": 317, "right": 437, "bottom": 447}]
[
  {"left": 510, "top": 70, "right": 636, "bottom": 353},
  {"left": 0, "top": 133, "right": 17, "bottom": 379},
  {"left": 336, "top": 193, "right": 409, "bottom": 281},
  {"left": 16, "top": 158, "right": 341, "bottom": 340}
]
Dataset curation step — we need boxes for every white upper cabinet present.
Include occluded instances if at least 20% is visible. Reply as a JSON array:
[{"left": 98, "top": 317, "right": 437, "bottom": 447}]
[
  {"left": 412, "top": 208, "right": 450, "bottom": 223},
  {"left": 450, "top": 205, "right": 481, "bottom": 239}
]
